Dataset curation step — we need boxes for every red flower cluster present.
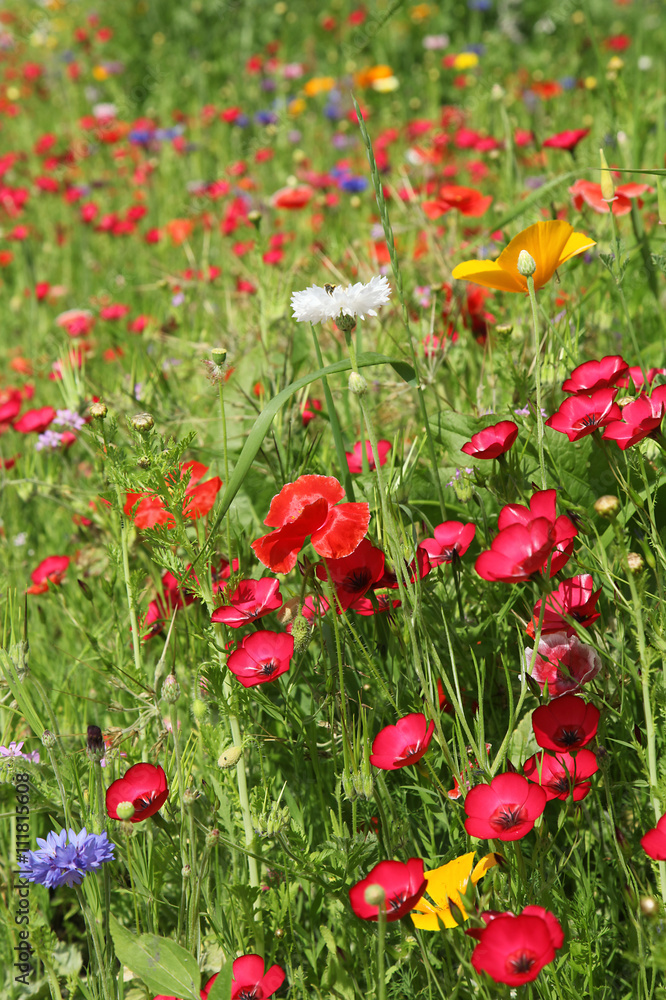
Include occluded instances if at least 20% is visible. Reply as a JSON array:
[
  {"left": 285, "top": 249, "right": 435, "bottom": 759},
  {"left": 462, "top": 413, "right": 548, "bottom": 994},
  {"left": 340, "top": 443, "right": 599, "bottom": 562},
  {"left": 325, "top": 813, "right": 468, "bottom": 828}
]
[
  {"left": 125, "top": 461, "right": 222, "bottom": 529},
  {"left": 211, "top": 577, "right": 282, "bottom": 627},
  {"left": 420, "top": 520, "right": 476, "bottom": 567}
]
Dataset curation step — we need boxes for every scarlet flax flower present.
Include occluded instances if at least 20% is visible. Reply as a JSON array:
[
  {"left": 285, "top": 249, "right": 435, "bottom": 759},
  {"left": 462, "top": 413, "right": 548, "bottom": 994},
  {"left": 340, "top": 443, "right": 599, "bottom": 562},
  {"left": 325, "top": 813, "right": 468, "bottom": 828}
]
[
  {"left": 461, "top": 421, "right": 518, "bottom": 460},
  {"left": 226, "top": 630, "right": 294, "bottom": 687},
  {"left": 527, "top": 574, "right": 602, "bottom": 637},
  {"left": 125, "top": 461, "right": 222, "bottom": 529},
  {"left": 230, "top": 954, "right": 285, "bottom": 999},
  {"left": 531, "top": 694, "right": 600, "bottom": 751},
  {"left": 561, "top": 355, "right": 628, "bottom": 394},
  {"left": 463, "top": 772, "right": 546, "bottom": 841},
  {"left": 570, "top": 178, "right": 653, "bottom": 217},
  {"left": 346, "top": 439, "right": 391, "bottom": 473},
  {"left": 349, "top": 858, "right": 427, "bottom": 921},
  {"left": 106, "top": 763, "right": 169, "bottom": 822},
  {"left": 545, "top": 387, "right": 621, "bottom": 441},
  {"left": 475, "top": 520, "right": 554, "bottom": 583},
  {"left": 27, "top": 555, "right": 70, "bottom": 594},
  {"left": 420, "top": 521, "right": 476, "bottom": 566},
  {"left": 498, "top": 489, "right": 577, "bottom": 576},
  {"left": 316, "top": 537, "right": 385, "bottom": 611},
  {"left": 523, "top": 749, "right": 598, "bottom": 801},
  {"left": 641, "top": 815, "right": 666, "bottom": 861},
  {"left": 370, "top": 713, "right": 435, "bottom": 770},
  {"left": 470, "top": 906, "right": 564, "bottom": 985},
  {"left": 211, "top": 577, "right": 282, "bottom": 628},
  {"left": 452, "top": 220, "right": 595, "bottom": 293},
  {"left": 251, "top": 475, "right": 370, "bottom": 574},
  {"left": 543, "top": 128, "right": 589, "bottom": 152},
  {"left": 602, "top": 390, "right": 666, "bottom": 450},
  {"left": 524, "top": 632, "right": 601, "bottom": 697}
]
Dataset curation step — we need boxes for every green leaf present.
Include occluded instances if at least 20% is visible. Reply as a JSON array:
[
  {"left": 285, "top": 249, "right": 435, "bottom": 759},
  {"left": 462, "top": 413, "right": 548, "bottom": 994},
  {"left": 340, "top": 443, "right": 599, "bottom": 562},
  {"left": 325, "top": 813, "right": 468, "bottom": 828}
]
[
  {"left": 193, "top": 352, "right": 416, "bottom": 570},
  {"left": 204, "top": 962, "right": 233, "bottom": 1000},
  {"left": 432, "top": 412, "right": 487, "bottom": 466},
  {"left": 0, "top": 648, "right": 45, "bottom": 737},
  {"left": 109, "top": 916, "right": 201, "bottom": 1000}
]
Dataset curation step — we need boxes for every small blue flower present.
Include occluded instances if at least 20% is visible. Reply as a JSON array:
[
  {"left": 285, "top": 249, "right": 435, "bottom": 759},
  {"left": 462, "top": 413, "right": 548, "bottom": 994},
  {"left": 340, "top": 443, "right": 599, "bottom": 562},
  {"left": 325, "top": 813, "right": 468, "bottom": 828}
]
[
  {"left": 339, "top": 176, "right": 367, "bottom": 194},
  {"left": 20, "top": 829, "right": 115, "bottom": 888},
  {"left": 254, "top": 110, "right": 278, "bottom": 125}
]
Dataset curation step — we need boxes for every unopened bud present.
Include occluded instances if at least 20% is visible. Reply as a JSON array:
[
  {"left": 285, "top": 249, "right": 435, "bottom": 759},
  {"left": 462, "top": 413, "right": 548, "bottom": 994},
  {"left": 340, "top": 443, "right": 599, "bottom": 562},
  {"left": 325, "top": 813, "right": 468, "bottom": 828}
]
[
  {"left": 183, "top": 787, "right": 199, "bottom": 808},
  {"left": 494, "top": 323, "right": 513, "bottom": 338},
  {"left": 276, "top": 597, "right": 300, "bottom": 626},
  {"left": 599, "top": 148, "right": 615, "bottom": 202},
  {"left": 341, "top": 769, "right": 357, "bottom": 801},
  {"left": 41, "top": 730, "right": 57, "bottom": 749},
  {"left": 247, "top": 210, "right": 262, "bottom": 229},
  {"left": 218, "top": 745, "right": 242, "bottom": 769},
  {"left": 627, "top": 552, "right": 644, "bottom": 574},
  {"left": 290, "top": 615, "right": 312, "bottom": 654},
  {"left": 131, "top": 412, "right": 154, "bottom": 434},
  {"left": 348, "top": 371, "right": 367, "bottom": 396},
  {"left": 364, "top": 883, "right": 386, "bottom": 907},
  {"left": 89, "top": 401, "right": 108, "bottom": 420},
  {"left": 86, "top": 725, "right": 105, "bottom": 762},
  {"left": 182, "top": 864, "right": 192, "bottom": 878},
  {"left": 594, "top": 495, "right": 620, "bottom": 519},
  {"left": 161, "top": 673, "right": 180, "bottom": 704},
  {"left": 116, "top": 801, "right": 136, "bottom": 820},
  {"left": 205, "top": 828, "right": 220, "bottom": 848},
  {"left": 337, "top": 313, "right": 357, "bottom": 334},
  {"left": 641, "top": 895, "right": 659, "bottom": 917},
  {"left": 517, "top": 249, "right": 536, "bottom": 277},
  {"left": 137, "top": 455, "right": 152, "bottom": 470},
  {"left": 191, "top": 698, "right": 207, "bottom": 721}
]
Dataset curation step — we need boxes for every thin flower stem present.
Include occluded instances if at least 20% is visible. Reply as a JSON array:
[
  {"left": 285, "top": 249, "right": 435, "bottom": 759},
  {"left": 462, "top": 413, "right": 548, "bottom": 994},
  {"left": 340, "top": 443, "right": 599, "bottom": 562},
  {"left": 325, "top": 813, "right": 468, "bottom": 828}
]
[
  {"left": 216, "top": 378, "right": 234, "bottom": 564},
  {"left": 310, "top": 322, "right": 356, "bottom": 500},
  {"left": 376, "top": 904, "right": 387, "bottom": 1000},
  {"left": 124, "top": 826, "right": 142, "bottom": 934},
  {"left": 75, "top": 885, "right": 112, "bottom": 1000},
  {"left": 94, "top": 762, "right": 113, "bottom": 971},
  {"left": 526, "top": 275, "right": 547, "bottom": 490},
  {"left": 353, "top": 94, "right": 446, "bottom": 521},
  {"left": 226, "top": 680, "right": 260, "bottom": 889},
  {"left": 115, "top": 485, "right": 143, "bottom": 680},
  {"left": 46, "top": 744, "right": 73, "bottom": 829}
]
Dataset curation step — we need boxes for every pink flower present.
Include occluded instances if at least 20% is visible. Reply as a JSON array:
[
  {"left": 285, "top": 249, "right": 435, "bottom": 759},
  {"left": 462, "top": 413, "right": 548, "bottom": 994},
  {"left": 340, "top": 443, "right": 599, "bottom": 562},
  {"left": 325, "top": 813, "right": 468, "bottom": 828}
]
[
  {"left": 419, "top": 521, "right": 476, "bottom": 566},
  {"left": 527, "top": 574, "right": 602, "bottom": 637},
  {"left": 370, "top": 713, "right": 435, "bottom": 770},
  {"left": 523, "top": 632, "right": 601, "bottom": 697},
  {"left": 497, "top": 489, "right": 577, "bottom": 576},
  {"left": 226, "top": 630, "right": 294, "bottom": 687},
  {"left": 461, "top": 420, "right": 518, "bottom": 460}
]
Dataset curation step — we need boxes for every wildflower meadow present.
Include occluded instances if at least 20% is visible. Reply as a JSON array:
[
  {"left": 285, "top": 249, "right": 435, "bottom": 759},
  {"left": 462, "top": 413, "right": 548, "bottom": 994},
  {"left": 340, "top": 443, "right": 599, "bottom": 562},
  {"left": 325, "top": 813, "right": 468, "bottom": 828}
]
[{"left": 3, "top": 0, "right": 666, "bottom": 997}]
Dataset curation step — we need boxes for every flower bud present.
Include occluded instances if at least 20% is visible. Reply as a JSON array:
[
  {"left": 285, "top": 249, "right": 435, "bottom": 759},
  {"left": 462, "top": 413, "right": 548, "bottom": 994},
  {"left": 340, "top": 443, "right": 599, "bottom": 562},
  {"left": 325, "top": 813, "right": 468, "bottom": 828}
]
[
  {"left": 183, "top": 787, "right": 199, "bottom": 808},
  {"left": 191, "top": 698, "right": 207, "bottom": 721},
  {"left": 161, "top": 673, "right": 180, "bottom": 704},
  {"left": 86, "top": 724, "right": 105, "bottom": 762},
  {"left": 205, "top": 828, "right": 220, "bottom": 849},
  {"left": 517, "top": 249, "right": 536, "bottom": 277},
  {"left": 88, "top": 401, "right": 108, "bottom": 420},
  {"left": 41, "top": 730, "right": 57, "bottom": 749},
  {"left": 290, "top": 615, "right": 312, "bottom": 655},
  {"left": 627, "top": 552, "right": 644, "bottom": 574},
  {"left": 137, "top": 455, "right": 152, "bottom": 470},
  {"left": 599, "top": 148, "right": 615, "bottom": 202},
  {"left": 348, "top": 372, "right": 368, "bottom": 396},
  {"left": 494, "top": 323, "right": 513, "bottom": 338},
  {"left": 182, "top": 864, "right": 192, "bottom": 878},
  {"left": 640, "top": 895, "right": 659, "bottom": 917},
  {"left": 594, "top": 495, "right": 620, "bottom": 519},
  {"left": 116, "top": 801, "right": 136, "bottom": 821},
  {"left": 337, "top": 313, "right": 357, "bottom": 334},
  {"left": 131, "top": 412, "right": 155, "bottom": 435},
  {"left": 218, "top": 745, "right": 243, "bottom": 769},
  {"left": 364, "top": 883, "right": 386, "bottom": 907},
  {"left": 247, "top": 210, "right": 262, "bottom": 230},
  {"left": 276, "top": 597, "right": 300, "bottom": 626}
]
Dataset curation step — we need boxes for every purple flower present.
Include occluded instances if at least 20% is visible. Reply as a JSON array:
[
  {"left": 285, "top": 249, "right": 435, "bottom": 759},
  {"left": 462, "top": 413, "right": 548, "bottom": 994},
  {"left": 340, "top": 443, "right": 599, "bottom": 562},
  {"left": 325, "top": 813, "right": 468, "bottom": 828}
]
[
  {"left": 19, "top": 828, "right": 115, "bottom": 888},
  {"left": 35, "top": 430, "right": 64, "bottom": 451},
  {"left": 0, "top": 741, "right": 40, "bottom": 763},
  {"left": 54, "top": 409, "right": 86, "bottom": 431}
]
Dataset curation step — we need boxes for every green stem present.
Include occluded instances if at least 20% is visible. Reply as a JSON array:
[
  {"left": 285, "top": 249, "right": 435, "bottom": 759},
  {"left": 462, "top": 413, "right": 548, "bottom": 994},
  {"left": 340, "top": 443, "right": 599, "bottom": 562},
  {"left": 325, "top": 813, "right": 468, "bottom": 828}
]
[
  {"left": 226, "top": 679, "right": 260, "bottom": 889},
  {"left": 376, "top": 903, "right": 387, "bottom": 1000},
  {"left": 124, "top": 826, "right": 142, "bottom": 934},
  {"left": 310, "top": 322, "right": 356, "bottom": 500},
  {"left": 217, "top": 378, "right": 234, "bottom": 564},
  {"left": 526, "top": 275, "right": 547, "bottom": 490},
  {"left": 94, "top": 762, "right": 113, "bottom": 972},
  {"left": 115, "top": 485, "right": 143, "bottom": 680},
  {"left": 75, "top": 885, "right": 112, "bottom": 1000}
]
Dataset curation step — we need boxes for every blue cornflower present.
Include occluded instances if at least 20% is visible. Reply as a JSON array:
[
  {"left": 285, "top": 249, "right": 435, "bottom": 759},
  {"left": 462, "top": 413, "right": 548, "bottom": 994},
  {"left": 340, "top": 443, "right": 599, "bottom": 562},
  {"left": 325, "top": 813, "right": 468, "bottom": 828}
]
[
  {"left": 20, "top": 828, "right": 115, "bottom": 888},
  {"left": 339, "top": 176, "right": 368, "bottom": 194},
  {"left": 255, "top": 110, "right": 278, "bottom": 125}
]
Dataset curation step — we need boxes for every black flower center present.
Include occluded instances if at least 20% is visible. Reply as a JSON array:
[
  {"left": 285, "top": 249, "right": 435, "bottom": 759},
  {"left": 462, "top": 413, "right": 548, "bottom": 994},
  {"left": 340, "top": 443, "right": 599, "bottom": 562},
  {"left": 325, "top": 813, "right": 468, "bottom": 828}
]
[
  {"left": 260, "top": 659, "right": 278, "bottom": 676},
  {"left": 555, "top": 725, "right": 583, "bottom": 748},
  {"left": 490, "top": 804, "right": 526, "bottom": 831},
  {"left": 509, "top": 950, "right": 536, "bottom": 974}
]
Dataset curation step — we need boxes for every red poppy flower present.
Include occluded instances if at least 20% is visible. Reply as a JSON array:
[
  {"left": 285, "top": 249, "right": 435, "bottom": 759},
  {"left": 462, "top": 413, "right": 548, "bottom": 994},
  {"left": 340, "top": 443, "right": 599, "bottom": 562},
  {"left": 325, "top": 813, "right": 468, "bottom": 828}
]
[
  {"left": 370, "top": 713, "right": 435, "bottom": 770},
  {"left": 641, "top": 814, "right": 666, "bottom": 861},
  {"left": 461, "top": 420, "right": 518, "bottom": 460},
  {"left": 316, "top": 537, "right": 385, "bottom": 611},
  {"left": 301, "top": 398, "right": 322, "bottom": 426},
  {"left": 13, "top": 406, "right": 56, "bottom": 434},
  {"left": 271, "top": 184, "right": 314, "bottom": 209},
  {"left": 422, "top": 184, "right": 492, "bottom": 219},
  {"left": 346, "top": 439, "right": 391, "bottom": 473},
  {"left": 531, "top": 695, "right": 600, "bottom": 751},
  {"left": 569, "top": 178, "right": 653, "bottom": 217},
  {"left": 0, "top": 390, "right": 22, "bottom": 424},
  {"left": 420, "top": 521, "right": 476, "bottom": 567},
  {"left": 227, "top": 630, "right": 294, "bottom": 687},
  {"left": 602, "top": 391, "right": 666, "bottom": 450},
  {"left": 230, "top": 954, "right": 285, "bottom": 1000},
  {"left": 542, "top": 128, "right": 589, "bottom": 152},
  {"left": 124, "top": 461, "right": 222, "bottom": 529},
  {"left": 524, "top": 632, "right": 601, "bottom": 697},
  {"left": 561, "top": 355, "right": 629, "bottom": 394},
  {"left": 211, "top": 577, "right": 282, "bottom": 628},
  {"left": 475, "top": 520, "right": 554, "bottom": 583},
  {"left": 545, "top": 388, "right": 621, "bottom": 441},
  {"left": 349, "top": 858, "right": 427, "bottom": 921},
  {"left": 251, "top": 475, "right": 370, "bottom": 574},
  {"left": 26, "top": 554, "right": 70, "bottom": 595},
  {"left": 106, "top": 762, "right": 169, "bottom": 822},
  {"left": 498, "top": 490, "right": 577, "bottom": 576},
  {"left": 470, "top": 906, "right": 564, "bottom": 985},
  {"left": 523, "top": 749, "right": 598, "bottom": 801},
  {"left": 463, "top": 773, "right": 546, "bottom": 841},
  {"left": 527, "top": 574, "right": 602, "bottom": 637}
]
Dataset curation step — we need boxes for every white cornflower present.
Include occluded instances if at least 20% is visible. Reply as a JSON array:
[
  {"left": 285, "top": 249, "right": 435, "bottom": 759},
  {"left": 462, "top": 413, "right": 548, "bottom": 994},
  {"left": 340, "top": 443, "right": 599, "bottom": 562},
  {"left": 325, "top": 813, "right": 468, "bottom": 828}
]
[{"left": 291, "top": 275, "right": 391, "bottom": 324}]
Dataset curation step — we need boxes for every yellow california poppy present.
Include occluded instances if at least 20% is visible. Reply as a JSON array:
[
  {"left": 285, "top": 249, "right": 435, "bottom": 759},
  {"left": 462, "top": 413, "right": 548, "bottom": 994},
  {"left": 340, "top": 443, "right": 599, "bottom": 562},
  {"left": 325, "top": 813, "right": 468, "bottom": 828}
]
[
  {"left": 451, "top": 220, "right": 596, "bottom": 293},
  {"left": 411, "top": 851, "right": 501, "bottom": 930}
]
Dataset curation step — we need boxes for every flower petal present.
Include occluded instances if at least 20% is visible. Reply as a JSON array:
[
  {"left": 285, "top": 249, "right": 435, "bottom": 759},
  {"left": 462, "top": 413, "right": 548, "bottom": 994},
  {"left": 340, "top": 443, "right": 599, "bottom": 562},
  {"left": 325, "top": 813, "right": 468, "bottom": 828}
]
[{"left": 452, "top": 259, "right": 524, "bottom": 293}]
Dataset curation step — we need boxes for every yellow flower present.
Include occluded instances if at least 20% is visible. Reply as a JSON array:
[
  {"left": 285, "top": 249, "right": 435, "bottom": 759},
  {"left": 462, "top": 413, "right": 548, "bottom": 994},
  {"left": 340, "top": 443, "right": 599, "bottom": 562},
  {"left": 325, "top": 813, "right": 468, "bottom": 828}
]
[
  {"left": 92, "top": 66, "right": 109, "bottom": 81},
  {"left": 411, "top": 852, "right": 500, "bottom": 930},
  {"left": 453, "top": 52, "right": 479, "bottom": 70},
  {"left": 451, "top": 220, "right": 596, "bottom": 294},
  {"left": 288, "top": 98, "right": 306, "bottom": 116},
  {"left": 372, "top": 75, "right": 399, "bottom": 93}
]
